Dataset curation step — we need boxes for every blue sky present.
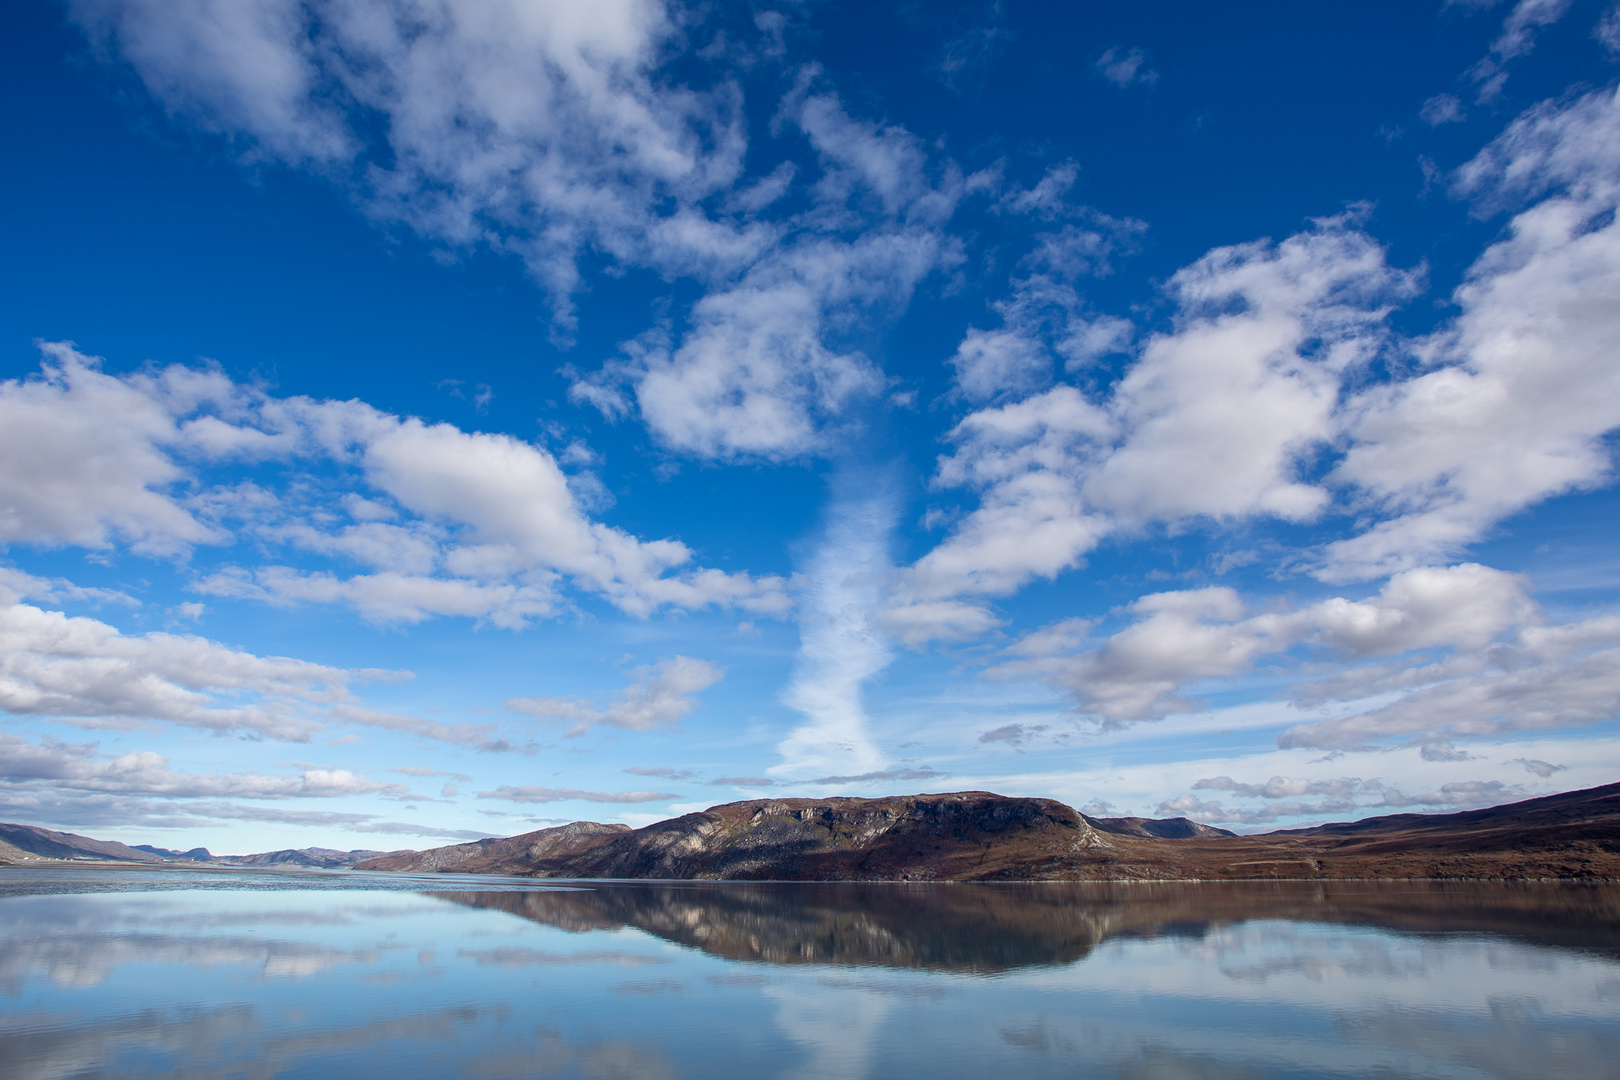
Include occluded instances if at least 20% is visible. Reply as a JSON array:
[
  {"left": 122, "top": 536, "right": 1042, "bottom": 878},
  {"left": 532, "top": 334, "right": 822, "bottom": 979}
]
[{"left": 3, "top": 0, "right": 1619, "bottom": 852}]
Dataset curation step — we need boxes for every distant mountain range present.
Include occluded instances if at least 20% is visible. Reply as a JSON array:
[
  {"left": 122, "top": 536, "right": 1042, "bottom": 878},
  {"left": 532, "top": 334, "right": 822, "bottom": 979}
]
[
  {"left": 0, "top": 823, "right": 405, "bottom": 869},
  {"left": 354, "top": 785, "right": 1619, "bottom": 880},
  {"left": 3, "top": 783, "right": 1616, "bottom": 880}
]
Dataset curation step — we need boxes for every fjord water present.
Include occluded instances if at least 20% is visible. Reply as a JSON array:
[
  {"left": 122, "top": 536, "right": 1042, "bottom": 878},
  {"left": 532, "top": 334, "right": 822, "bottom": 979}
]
[{"left": 1, "top": 870, "right": 1616, "bottom": 1079}]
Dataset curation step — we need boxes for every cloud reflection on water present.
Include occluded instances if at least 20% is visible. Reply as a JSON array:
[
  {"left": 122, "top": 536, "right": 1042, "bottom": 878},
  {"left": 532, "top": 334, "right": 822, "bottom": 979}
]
[{"left": 0, "top": 872, "right": 1614, "bottom": 1079}]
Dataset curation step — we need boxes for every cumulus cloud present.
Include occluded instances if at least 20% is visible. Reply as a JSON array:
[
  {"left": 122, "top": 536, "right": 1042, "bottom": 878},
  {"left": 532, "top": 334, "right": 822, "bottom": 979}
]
[
  {"left": 1324, "top": 87, "right": 1620, "bottom": 579},
  {"left": 6, "top": 344, "right": 789, "bottom": 626},
  {"left": 947, "top": 220, "right": 1142, "bottom": 403},
  {"left": 989, "top": 564, "right": 1599, "bottom": 745},
  {"left": 0, "top": 731, "right": 407, "bottom": 802},
  {"left": 0, "top": 345, "right": 228, "bottom": 555},
  {"left": 891, "top": 216, "right": 1417, "bottom": 643},
  {"left": 0, "top": 597, "right": 400, "bottom": 741},
  {"left": 506, "top": 656, "right": 723, "bottom": 737},
  {"left": 73, "top": 4, "right": 971, "bottom": 461},
  {"left": 896, "top": 87, "right": 1620, "bottom": 642},
  {"left": 67, "top": 0, "right": 754, "bottom": 327},
  {"left": 572, "top": 87, "right": 965, "bottom": 460}
]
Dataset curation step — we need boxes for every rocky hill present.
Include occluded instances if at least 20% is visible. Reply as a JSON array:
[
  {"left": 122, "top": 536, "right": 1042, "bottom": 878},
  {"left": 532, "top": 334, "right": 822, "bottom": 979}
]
[
  {"left": 355, "top": 822, "right": 630, "bottom": 874},
  {"left": 358, "top": 783, "right": 1620, "bottom": 882}
]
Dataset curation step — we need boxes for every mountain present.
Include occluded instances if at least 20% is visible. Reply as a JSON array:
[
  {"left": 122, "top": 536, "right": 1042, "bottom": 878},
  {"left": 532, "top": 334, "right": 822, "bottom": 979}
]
[
  {"left": 358, "top": 783, "right": 1620, "bottom": 881},
  {"left": 134, "top": 844, "right": 213, "bottom": 861},
  {"left": 0, "top": 824, "right": 405, "bottom": 870},
  {"left": 0, "top": 822, "right": 169, "bottom": 864},
  {"left": 6, "top": 783, "right": 1617, "bottom": 879},
  {"left": 218, "top": 847, "right": 408, "bottom": 869},
  {"left": 361, "top": 792, "right": 1228, "bottom": 880},
  {"left": 354, "top": 822, "right": 629, "bottom": 874},
  {"left": 1092, "top": 816, "right": 1235, "bottom": 839}
]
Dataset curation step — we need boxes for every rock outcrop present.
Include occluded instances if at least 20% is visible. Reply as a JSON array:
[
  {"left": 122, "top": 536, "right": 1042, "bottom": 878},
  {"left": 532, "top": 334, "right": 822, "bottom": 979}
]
[{"left": 516, "top": 792, "right": 1109, "bottom": 881}]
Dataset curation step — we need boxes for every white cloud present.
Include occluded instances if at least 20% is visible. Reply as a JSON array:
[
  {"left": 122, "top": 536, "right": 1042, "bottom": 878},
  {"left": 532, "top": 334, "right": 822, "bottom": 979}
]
[
  {"left": 0, "top": 345, "right": 226, "bottom": 555},
  {"left": 1093, "top": 47, "right": 1157, "bottom": 88},
  {"left": 991, "top": 563, "right": 1561, "bottom": 732},
  {"left": 893, "top": 217, "right": 1415, "bottom": 643},
  {"left": 573, "top": 86, "right": 965, "bottom": 461},
  {"left": 1598, "top": 2, "right": 1620, "bottom": 54},
  {"left": 0, "top": 731, "right": 407, "bottom": 800},
  {"left": 1278, "top": 629, "right": 1620, "bottom": 750},
  {"left": 1084, "top": 219, "right": 1416, "bottom": 528},
  {"left": 947, "top": 222, "right": 1142, "bottom": 403},
  {"left": 0, "top": 566, "right": 137, "bottom": 609},
  {"left": 1420, "top": 93, "right": 1465, "bottom": 126},
  {"left": 1466, "top": 0, "right": 1573, "bottom": 102},
  {"left": 0, "top": 597, "right": 400, "bottom": 741},
  {"left": 898, "top": 89, "right": 1620, "bottom": 636},
  {"left": 67, "top": 0, "right": 754, "bottom": 326},
  {"left": 506, "top": 656, "right": 723, "bottom": 737},
  {"left": 1160, "top": 773, "right": 1519, "bottom": 824},
  {"left": 889, "top": 385, "right": 1111, "bottom": 638},
  {"left": 6, "top": 344, "right": 789, "bottom": 625},
  {"left": 577, "top": 233, "right": 922, "bottom": 460},
  {"left": 74, "top": 4, "right": 967, "bottom": 461},
  {"left": 1325, "top": 87, "right": 1620, "bottom": 579},
  {"left": 775, "top": 484, "right": 894, "bottom": 778}
]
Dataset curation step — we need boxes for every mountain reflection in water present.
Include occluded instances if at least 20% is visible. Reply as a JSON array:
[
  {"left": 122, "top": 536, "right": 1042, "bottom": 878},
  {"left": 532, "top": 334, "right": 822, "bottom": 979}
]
[
  {"left": 0, "top": 870, "right": 1616, "bottom": 1080},
  {"left": 430, "top": 878, "right": 1620, "bottom": 971}
]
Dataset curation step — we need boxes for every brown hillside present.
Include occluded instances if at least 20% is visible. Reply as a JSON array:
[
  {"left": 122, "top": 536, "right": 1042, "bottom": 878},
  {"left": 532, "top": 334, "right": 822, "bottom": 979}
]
[{"left": 355, "top": 821, "right": 629, "bottom": 873}]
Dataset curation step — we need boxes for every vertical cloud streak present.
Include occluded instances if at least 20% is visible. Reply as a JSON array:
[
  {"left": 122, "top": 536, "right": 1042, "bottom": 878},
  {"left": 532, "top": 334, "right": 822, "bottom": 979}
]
[{"left": 774, "top": 474, "right": 897, "bottom": 779}]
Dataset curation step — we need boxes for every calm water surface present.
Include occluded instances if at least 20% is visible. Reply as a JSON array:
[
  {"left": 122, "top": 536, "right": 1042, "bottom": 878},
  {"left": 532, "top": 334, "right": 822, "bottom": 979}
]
[{"left": 1, "top": 868, "right": 1617, "bottom": 1079}]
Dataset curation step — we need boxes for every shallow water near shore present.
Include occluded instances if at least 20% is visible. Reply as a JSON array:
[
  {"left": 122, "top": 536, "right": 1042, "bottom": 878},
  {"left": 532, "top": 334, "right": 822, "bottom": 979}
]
[{"left": 2, "top": 868, "right": 1617, "bottom": 1079}]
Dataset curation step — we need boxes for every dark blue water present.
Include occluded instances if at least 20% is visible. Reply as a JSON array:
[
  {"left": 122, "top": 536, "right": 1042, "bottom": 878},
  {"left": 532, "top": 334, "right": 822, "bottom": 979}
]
[{"left": 1, "top": 868, "right": 1616, "bottom": 1079}]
